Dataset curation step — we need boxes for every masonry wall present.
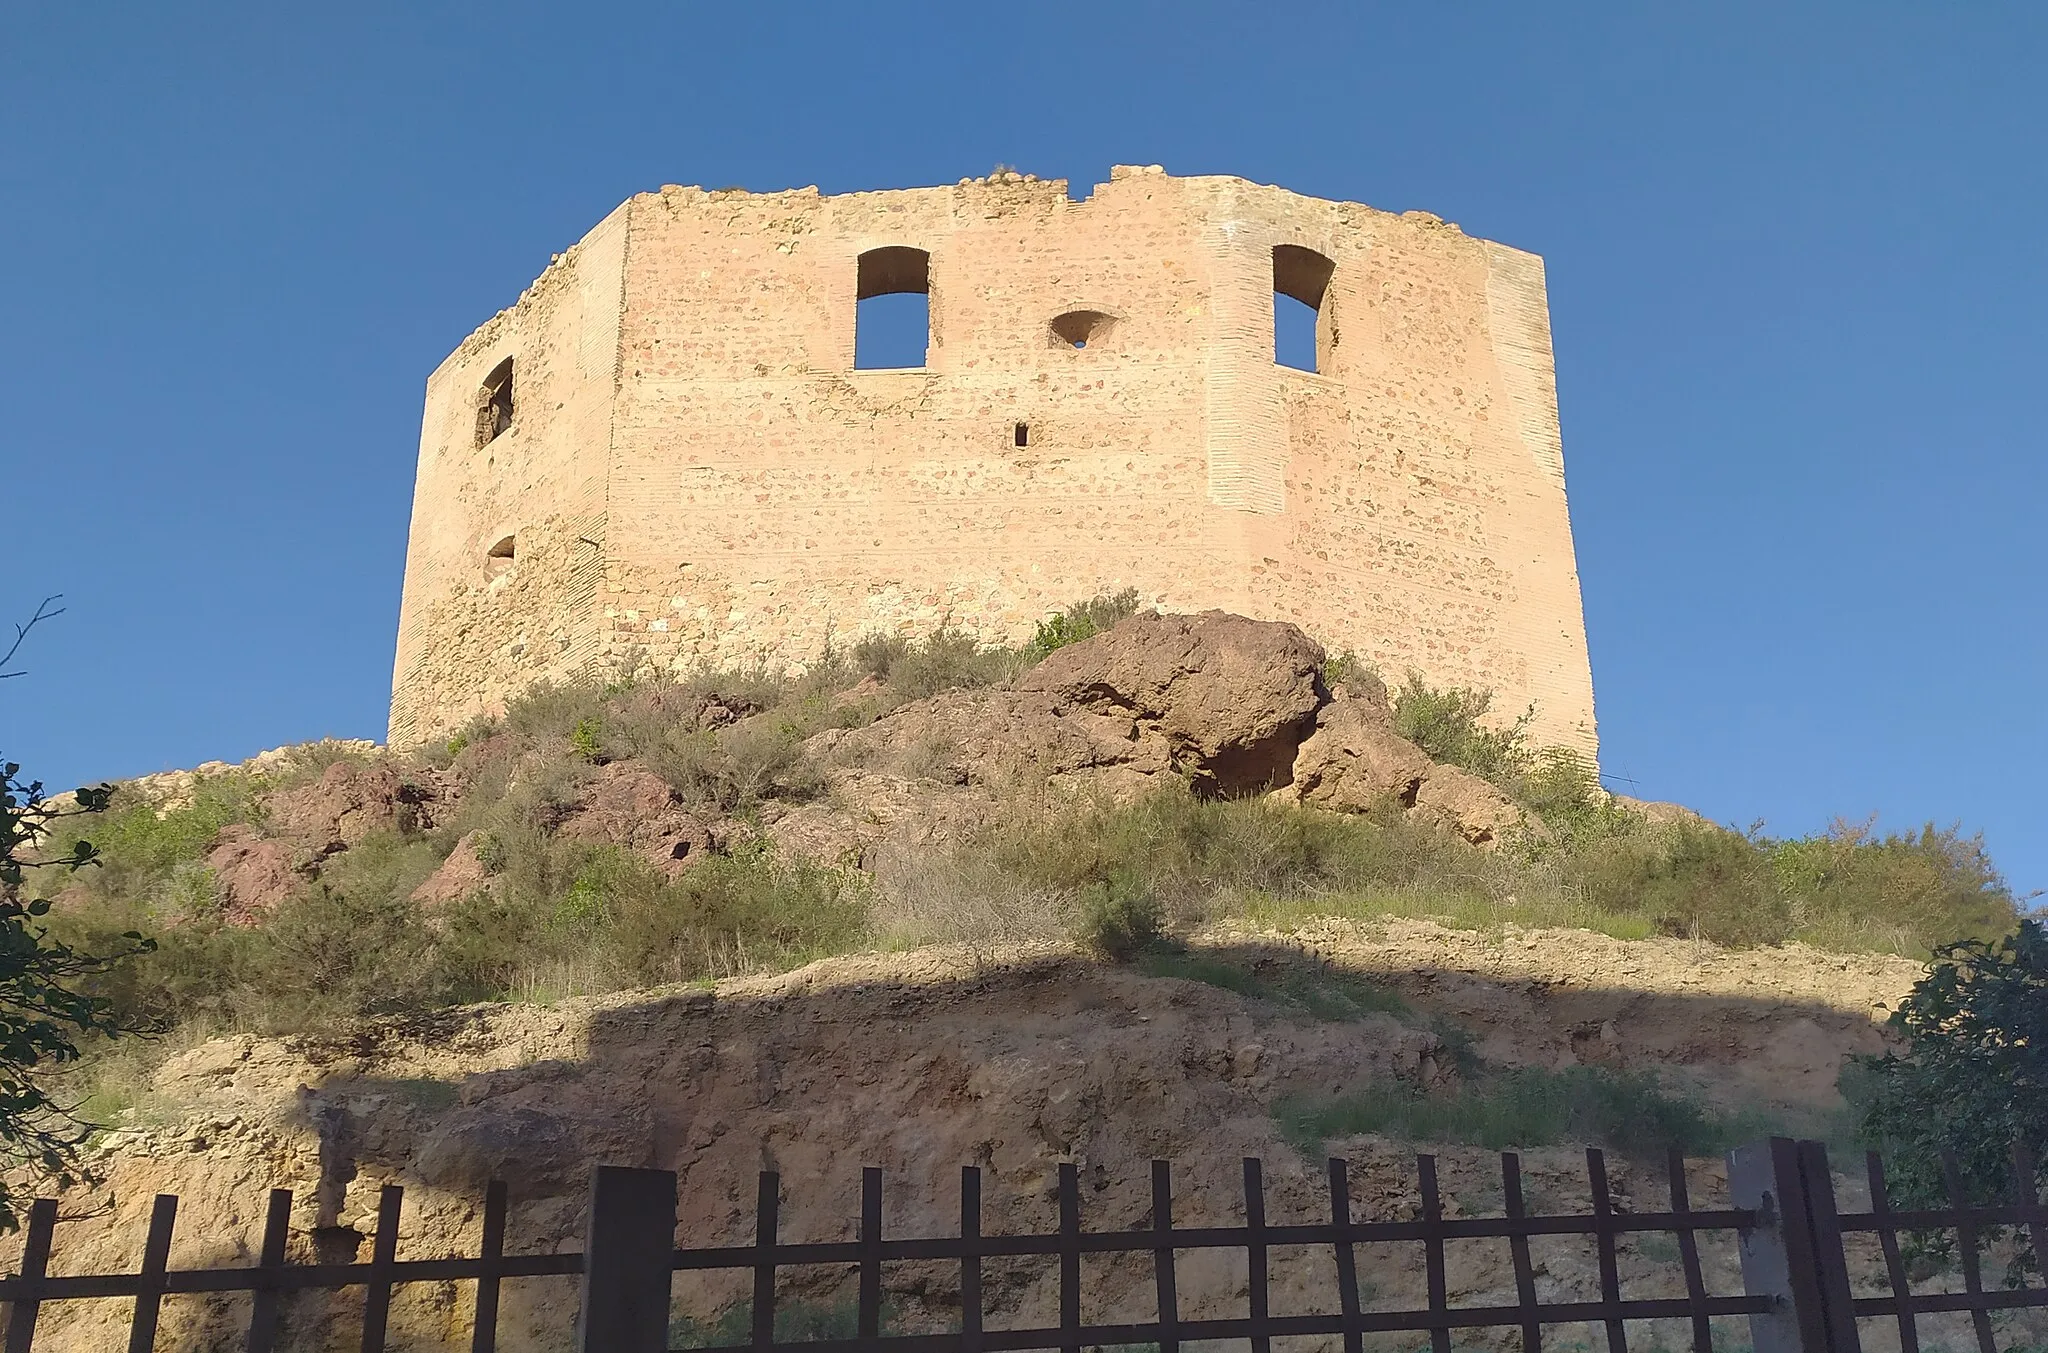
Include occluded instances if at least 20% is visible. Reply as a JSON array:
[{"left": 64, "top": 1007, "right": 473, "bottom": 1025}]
[
  {"left": 390, "top": 168, "right": 1597, "bottom": 761},
  {"left": 387, "top": 204, "right": 627, "bottom": 748}
]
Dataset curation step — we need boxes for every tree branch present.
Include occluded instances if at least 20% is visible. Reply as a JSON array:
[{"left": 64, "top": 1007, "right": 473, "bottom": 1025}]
[{"left": 0, "top": 597, "right": 65, "bottom": 680}]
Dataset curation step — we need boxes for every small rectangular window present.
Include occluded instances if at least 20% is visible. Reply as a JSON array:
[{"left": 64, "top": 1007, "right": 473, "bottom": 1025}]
[
  {"left": 477, "top": 357, "right": 515, "bottom": 447},
  {"left": 1273, "top": 245, "right": 1336, "bottom": 374},
  {"left": 855, "top": 247, "right": 932, "bottom": 370},
  {"left": 1014, "top": 422, "right": 1029, "bottom": 448}
]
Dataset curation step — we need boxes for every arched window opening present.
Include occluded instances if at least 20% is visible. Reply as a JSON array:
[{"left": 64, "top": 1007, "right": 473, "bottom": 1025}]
[
  {"left": 486, "top": 533, "right": 516, "bottom": 578},
  {"left": 476, "top": 357, "right": 515, "bottom": 448},
  {"left": 1050, "top": 309, "right": 1115, "bottom": 349},
  {"left": 855, "top": 246, "right": 930, "bottom": 370},
  {"left": 1272, "top": 245, "right": 1336, "bottom": 373}
]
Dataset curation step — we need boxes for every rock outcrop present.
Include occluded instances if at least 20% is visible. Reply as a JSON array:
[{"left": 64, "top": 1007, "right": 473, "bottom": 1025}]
[
  {"left": 142, "top": 611, "right": 1565, "bottom": 928},
  {"left": 204, "top": 825, "right": 301, "bottom": 923},
  {"left": 1285, "top": 687, "right": 1533, "bottom": 846},
  {"left": 557, "top": 764, "right": 721, "bottom": 877},
  {"left": 820, "top": 612, "right": 1528, "bottom": 850},
  {"left": 1016, "top": 610, "right": 1327, "bottom": 794}
]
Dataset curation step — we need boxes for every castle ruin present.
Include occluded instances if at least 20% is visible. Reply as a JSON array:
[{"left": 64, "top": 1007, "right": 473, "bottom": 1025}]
[{"left": 390, "top": 166, "right": 1598, "bottom": 760}]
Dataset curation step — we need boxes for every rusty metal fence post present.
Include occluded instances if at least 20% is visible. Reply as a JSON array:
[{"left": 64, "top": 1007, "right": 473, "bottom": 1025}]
[
  {"left": 577, "top": 1165, "right": 678, "bottom": 1353},
  {"left": 1729, "top": 1138, "right": 1860, "bottom": 1353}
]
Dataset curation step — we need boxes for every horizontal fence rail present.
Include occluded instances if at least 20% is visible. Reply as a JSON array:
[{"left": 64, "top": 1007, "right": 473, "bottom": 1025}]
[
  {"left": 0, "top": 1138, "right": 2043, "bottom": 1353},
  {"left": 1835, "top": 1142, "right": 2048, "bottom": 1353}
]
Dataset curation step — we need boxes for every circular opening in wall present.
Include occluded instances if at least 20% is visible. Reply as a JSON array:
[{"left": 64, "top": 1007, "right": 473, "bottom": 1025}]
[{"left": 1050, "top": 309, "right": 1115, "bottom": 349}]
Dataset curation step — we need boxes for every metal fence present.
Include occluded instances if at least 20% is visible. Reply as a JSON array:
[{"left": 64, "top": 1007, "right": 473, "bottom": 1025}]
[{"left": 2, "top": 1137, "right": 2043, "bottom": 1353}]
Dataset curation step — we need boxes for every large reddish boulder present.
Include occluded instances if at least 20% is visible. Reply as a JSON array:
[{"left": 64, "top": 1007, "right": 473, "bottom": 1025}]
[
  {"left": 1017, "top": 610, "right": 1327, "bottom": 794},
  {"left": 558, "top": 764, "right": 721, "bottom": 878},
  {"left": 815, "top": 686, "right": 1173, "bottom": 795},
  {"left": 264, "top": 760, "right": 411, "bottom": 860},
  {"left": 411, "top": 831, "right": 490, "bottom": 905},
  {"left": 205, "top": 825, "right": 301, "bottom": 923},
  {"left": 1285, "top": 688, "right": 1535, "bottom": 847}
]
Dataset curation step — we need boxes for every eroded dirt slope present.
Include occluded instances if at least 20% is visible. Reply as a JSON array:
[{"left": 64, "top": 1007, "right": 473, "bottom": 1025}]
[{"left": 5, "top": 922, "right": 1922, "bottom": 1352}]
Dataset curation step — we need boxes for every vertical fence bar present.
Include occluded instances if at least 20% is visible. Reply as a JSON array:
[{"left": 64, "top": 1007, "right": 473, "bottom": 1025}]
[
  {"left": 1501, "top": 1153, "right": 1542, "bottom": 1353},
  {"left": 1664, "top": 1150, "right": 1712, "bottom": 1353},
  {"left": 2, "top": 1197, "right": 57, "bottom": 1353},
  {"left": 1327, "top": 1158, "right": 1363, "bottom": 1353},
  {"left": 1865, "top": 1153, "right": 1918, "bottom": 1353},
  {"left": 1585, "top": 1150, "right": 1628, "bottom": 1353},
  {"left": 959, "top": 1167, "right": 983, "bottom": 1353},
  {"left": 1794, "top": 1141, "right": 1860, "bottom": 1353},
  {"left": 245, "top": 1188, "right": 293, "bottom": 1353},
  {"left": 126, "top": 1194, "right": 178, "bottom": 1353},
  {"left": 359, "top": 1185, "right": 404, "bottom": 1353},
  {"left": 752, "top": 1172, "right": 780, "bottom": 1353},
  {"left": 469, "top": 1181, "right": 508, "bottom": 1353},
  {"left": 2012, "top": 1143, "right": 2048, "bottom": 1289},
  {"left": 859, "top": 1168, "right": 883, "bottom": 1350},
  {"left": 577, "top": 1166, "right": 677, "bottom": 1353},
  {"left": 1151, "top": 1161, "right": 1180, "bottom": 1353},
  {"left": 1057, "top": 1163, "right": 1080, "bottom": 1353},
  {"left": 1417, "top": 1155, "right": 1452, "bottom": 1353},
  {"left": 1940, "top": 1153, "right": 1997, "bottom": 1353},
  {"left": 1729, "top": 1138, "right": 1831, "bottom": 1353},
  {"left": 1242, "top": 1158, "right": 1271, "bottom": 1353}
]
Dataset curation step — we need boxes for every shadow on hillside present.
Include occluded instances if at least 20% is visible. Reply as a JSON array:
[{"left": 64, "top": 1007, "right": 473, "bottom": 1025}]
[
  {"left": 286, "top": 934, "right": 1894, "bottom": 1209},
  {"left": 9, "top": 939, "right": 1921, "bottom": 1351}
]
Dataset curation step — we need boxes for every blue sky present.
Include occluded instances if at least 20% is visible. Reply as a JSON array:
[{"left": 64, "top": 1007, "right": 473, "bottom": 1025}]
[{"left": 3, "top": 3, "right": 2042, "bottom": 899}]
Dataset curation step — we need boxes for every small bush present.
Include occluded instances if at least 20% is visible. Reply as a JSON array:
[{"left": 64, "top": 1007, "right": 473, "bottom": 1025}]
[
  {"left": 949, "top": 778, "right": 2018, "bottom": 957},
  {"left": 867, "top": 845, "right": 1066, "bottom": 956},
  {"left": 1278, "top": 1065, "right": 1752, "bottom": 1160},
  {"left": 888, "top": 625, "right": 1020, "bottom": 699},
  {"left": 1074, "top": 874, "right": 1162, "bottom": 962},
  {"left": 499, "top": 680, "right": 619, "bottom": 755},
  {"left": 1392, "top": 679, "right": 1534, "bottom": 786},
  {"left": 1136, "top": 948, "right": 1410, "bottom": 1020},
  {"left": 569, "top": 716, "right": 605, "bottom": 763},
  {"left": 1849, "top": 919, "right": 2048, "bottom": 1208},
  {"left": 1029, "top": 587, "right": 1143, "bottom": 656},
  {"left": 52, "top": 773, "right": 261, "bottom": 907},
  {"left": 851, "top": 633, "right": 913, "bottom": 682}
]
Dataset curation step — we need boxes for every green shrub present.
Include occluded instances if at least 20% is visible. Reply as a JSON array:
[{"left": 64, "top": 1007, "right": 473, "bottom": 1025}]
[
  {"left": 1136, "top": 947, "right": 1410, "bottom": 1020},
  {"left": 500, "top": 680, "right": 618, "bottom": 754},
  {"left": 1279, "top": 1065, "right": 1752, "bottom": 1160},
  {"left": 1768, "top": 820, "right": 2017, "bottom": 953},
  {"left": 958, "top": 780, "right": 2017, "bottom": 957},
  {"left": 55, "top": 773, "right": 261, "bottom": 907},
  {"left": 1391, "top": 679, "right": 1534, "bottom": 787},
  {"left": 1849, "top": 919, "right": 2048, "bottom": 1208},
  {"left": 1573, "top": 819, "right": 1788, "bottom": 945},
  {"left": 852, "top": 633, "right": 913, "bottom": 682},
  {"left": 1074, "top": 874, "right": 1162, "bottom": 962},
  {"left": 885, "top": 624, "right": 1020, "bottom": 699},
  {"left": 1029, "top": 587, "right": 1143, "bottom": 656},
  {"left": 569, "top": 716, "right": 605, "bottom": 763}
]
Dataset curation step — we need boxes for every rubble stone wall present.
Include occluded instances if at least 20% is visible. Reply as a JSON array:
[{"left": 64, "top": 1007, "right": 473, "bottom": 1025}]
[{"left": 390, "top": 168, "right": 1598, "bottom": 759}]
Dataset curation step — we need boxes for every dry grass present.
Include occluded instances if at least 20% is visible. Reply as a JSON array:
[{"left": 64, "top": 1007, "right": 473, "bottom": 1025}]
[{"left": 868, "top": 844, "right": 1068, "bottom": 959}]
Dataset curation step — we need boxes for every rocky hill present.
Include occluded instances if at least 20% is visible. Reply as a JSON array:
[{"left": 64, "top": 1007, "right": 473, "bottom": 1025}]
[
  {"left": 5, "top": 607, "right": 2024, "bottom": 1351},
  {"left": 196, "top": 611, "right": 1538, "bottom": 929}
]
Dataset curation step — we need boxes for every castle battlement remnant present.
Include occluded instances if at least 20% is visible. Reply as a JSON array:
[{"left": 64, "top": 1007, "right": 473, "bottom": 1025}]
[{"left": 391, "top": 166, "right": 1598, "bottom": 759}]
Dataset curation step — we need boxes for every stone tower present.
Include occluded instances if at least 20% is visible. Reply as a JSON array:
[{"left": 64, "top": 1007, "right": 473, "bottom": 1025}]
[{"left": 390, "top": 166, "right": 1598, "bottom": 760}]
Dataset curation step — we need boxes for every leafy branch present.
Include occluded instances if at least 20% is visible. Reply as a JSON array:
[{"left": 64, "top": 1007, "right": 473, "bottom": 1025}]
[{"left": 0, "top": 600, "right": 160, "bottom": 1227}]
